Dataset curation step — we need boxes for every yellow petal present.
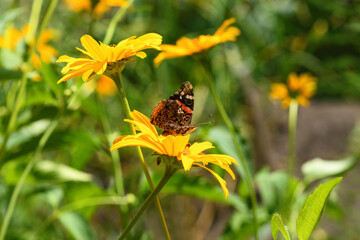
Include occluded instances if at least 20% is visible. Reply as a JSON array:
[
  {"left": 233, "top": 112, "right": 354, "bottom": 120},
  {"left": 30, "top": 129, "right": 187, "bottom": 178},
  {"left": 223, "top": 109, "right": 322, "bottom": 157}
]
[
  {"left": 136, "top": 51, "right": 147, "bottom": 59},
  {"left": 189, "top": 142, "right": 214, "bottom": 155},
  {"left": 110, "top": 135, "right": 164, "bottom": 153},
  {"left": 82, "top": 69, "right": 94, "bottom": 82},
  {"left": 287, "top": 72, "right": 300, "bottom": 91},
  {"left": 160, "top": 135, "right": 175, "bottom": 156},
  {"left": 80, "top": 35, "right": 105, "bottom": 61},
  {"left": 131, "top": 110, "right": 159, "bottom": 137},
  {"left": 214, "top": 18, "right": 236, "bottom": 35},
  {"left": 296, "top": 95, "right": 310, "bottom": 107},
  {"left": 193, "top": 163, "right": 230, "bottom": 199},
  {"left": 269, "top": 83, "right": 288, "bottom": 99},
  {"left": 181, "top": 155, "right": 194, "bottom": 171},
  {"left": 173, "top": 135, "right": 190, "bottom": 155},
  {"left": 124, "top": 119, "right": 158, "bottom": 140}
]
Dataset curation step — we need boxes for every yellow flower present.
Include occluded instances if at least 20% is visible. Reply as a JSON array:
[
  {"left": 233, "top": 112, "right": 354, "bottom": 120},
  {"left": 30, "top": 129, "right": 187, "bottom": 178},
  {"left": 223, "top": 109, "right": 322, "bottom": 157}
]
[
  {"left": 96, "top": 75, "right": 117, "bottom": 97},
  {"left": 0, "top": 25, "right": 58, "bottom": 69},
  {"left": 154, "top": 18, "right": 241, "bottom": 67},
  {"left": 64, "top": 0, "right": 128, "bottom": 18},
  {"left": 64, "top": 0, "right": 90, "bottom": 12},
  {"left": 0, "top": 27, "right": 25, "bottom": 50},
  {"left": 270, "top": 73, "right": 317, "bottom": 108},
  {"left": 56, "top": 33, "right": 162, "bottom": 84},
  {"left": 111, "top": 110, "right": 238, "bottom": 198}
]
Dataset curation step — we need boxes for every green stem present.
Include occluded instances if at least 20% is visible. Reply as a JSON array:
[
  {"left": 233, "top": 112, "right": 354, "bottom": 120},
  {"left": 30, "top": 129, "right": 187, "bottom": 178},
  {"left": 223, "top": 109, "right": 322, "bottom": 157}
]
[
  {"left": 0, "top": 118, "right": 59, "bottom": 240},
  {"left": 0, "top": 0, "right": 58, "bottom": 164},
  {"left": 198, "top": 60, "right": 259, "bottom": 240},
  {"left": 118, "top": 166, "right": 177, "bottom": 240},
  {"left": 111, "top": 72, "right": 171, "bottom": 240},
  {"left": 102, "top": 0, "right": 134, "bottom": 45},
  {"left": 287, "top": 99, "right": 298, "bottom": 175},
  {"left": 96, "top": 96, "right": 129, "bottom": 223},
  {"left": 26, "top": 0, "right": 43, "bottom": 43}
]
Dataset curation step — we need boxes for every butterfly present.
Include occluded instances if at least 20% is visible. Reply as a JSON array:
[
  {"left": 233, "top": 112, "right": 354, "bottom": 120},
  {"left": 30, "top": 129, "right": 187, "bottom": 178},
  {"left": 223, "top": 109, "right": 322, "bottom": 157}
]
[{"left": 150, "top": 81, "right": 197, "bottom": 136}]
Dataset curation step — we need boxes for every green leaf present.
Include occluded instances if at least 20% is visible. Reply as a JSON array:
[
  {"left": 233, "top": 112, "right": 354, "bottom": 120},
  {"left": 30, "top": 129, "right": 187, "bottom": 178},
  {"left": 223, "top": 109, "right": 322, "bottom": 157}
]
[
  {"left": 296, "top": 177, "right": 342, "bottom": 240},
  {"left": 40, "top": 62, "right": 64, "bottom": 97},
  {"left": 256, "top": 168, "right": 290, "bottom": 211},
  {"left": 0, "top": 69, "right": 22, "bottom": 80},
  {"left": 1, "top": 158, "right": 93, "bottom": 184},
  {"left": 0, "top": 49, "right": 23, "bottom": 69},
  {"left": 208, "top": 126, "right": 252, "bottom": 179},
  {"left": 271, "top": 213, "right": 291, "bottom": 240},
  {"left": 34, "top": 160, "right": 93, "bottom": 182},
  {"left": 0, "top": 8, "right": 24, "bottom": 32},
  {"left": 302, "top": 157, "right": 358, "bottom": 183},
  {"left": 59, "top": 212, "right": 95, "bottom": 240}
]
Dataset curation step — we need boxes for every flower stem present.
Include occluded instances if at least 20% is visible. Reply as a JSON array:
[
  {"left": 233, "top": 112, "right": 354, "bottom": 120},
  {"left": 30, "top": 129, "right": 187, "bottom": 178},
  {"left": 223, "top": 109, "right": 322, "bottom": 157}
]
[
  {"left": 198, "top": 60, "right": 259, "bottom": 240},
  {"left": 96, "top": 96, "right": 129, "bottom": 223},
  {"left": 287, "top": 99, "right": 298, "bottom": 175},
  {"left": 103, "top": 0, "right": 134, "bottom": 45},
  {"left": 0, "top": 0, "right": 58, "bottom": 164},
  {"left": 0, "top": 118, "right": 59, "bottom": 240},
  {"left": 111, "top": 72, "right": 171, "bottom": 240},
  {"left": 118, "top": 166, "right": 177, "bottom": 240}
]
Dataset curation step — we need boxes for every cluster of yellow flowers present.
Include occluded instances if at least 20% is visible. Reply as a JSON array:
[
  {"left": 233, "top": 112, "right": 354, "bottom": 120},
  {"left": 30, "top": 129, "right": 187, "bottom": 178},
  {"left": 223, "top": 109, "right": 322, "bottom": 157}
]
[
  {"left": 55, "top": 18, "right": 242, "bottom": 197},
  {"left": 64, "top": 0, "right": 128, "bottom": 18},
  {"left": 0, "top": 25, "right": 57, "bottom": 80},
  {"left": 0, "top": 14, "right": 317, "bottom": 197}
]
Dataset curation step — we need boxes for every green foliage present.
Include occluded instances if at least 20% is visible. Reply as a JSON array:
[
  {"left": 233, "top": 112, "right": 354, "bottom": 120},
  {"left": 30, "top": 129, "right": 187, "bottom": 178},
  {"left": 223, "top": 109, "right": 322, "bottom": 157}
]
[
  {"left": 59, "top": 212, "right": 96, "bottom": 240},
  {"left": 270, "top": 177, "right": 342, "bottom": 240},
  {"left": 0, "top": 0, "right": 359, "bottom": 239},
  {"left": 302, "top": 157, "right": 358, "bottom": 183},
  {"left": 271, "top": 213, "right": 291, "bottom": 240},
  {"left": 296, "top": 177, "right": 342, "bottom": 240}
]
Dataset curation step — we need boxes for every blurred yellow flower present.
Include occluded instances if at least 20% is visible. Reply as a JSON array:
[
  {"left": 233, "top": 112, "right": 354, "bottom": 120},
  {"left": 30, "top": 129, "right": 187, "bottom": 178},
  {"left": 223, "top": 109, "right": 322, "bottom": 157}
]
[
  {"left": 270, "top": 73, "right": 317, "bottom": 108},
  {"left": 64, "top": 0, "right": 128, "bottom": 18},
  {"left": 96, "top": 75, "right": 117, "bottom": 97},
  {"left": 0, "top": 26, "right": 25, "bottom": 50},
  {"left": 111, "top": 110, "right": 238, "bottom": 198},
  {"left": 0, "top": 25, "right": 58, "bottom": 69},
  {"left": 56, "top": 33, "right": 162, "bottom": 84},
  {"left": 154, "top": 18, "right": 240, "bottom": 67}
]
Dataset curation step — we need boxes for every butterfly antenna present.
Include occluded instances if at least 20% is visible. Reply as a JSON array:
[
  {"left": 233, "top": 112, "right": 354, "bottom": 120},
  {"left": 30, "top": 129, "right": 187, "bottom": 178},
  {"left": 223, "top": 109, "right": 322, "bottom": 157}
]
[{"left": 193, "top": 114, "right": 215, "bottom": 127}]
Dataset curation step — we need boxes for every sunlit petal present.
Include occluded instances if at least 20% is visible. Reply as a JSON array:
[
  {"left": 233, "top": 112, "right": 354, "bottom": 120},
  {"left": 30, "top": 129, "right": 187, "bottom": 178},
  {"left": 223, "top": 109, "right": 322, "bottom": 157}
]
[
  {"left": 154, "top": 18, "right": 240, "bottom": 67},
  {"left": 57, "top": 33, "right": 162, "bottom": 84},
  {"left": 193, "top": 163, "right": 230, "bottom": 198}
]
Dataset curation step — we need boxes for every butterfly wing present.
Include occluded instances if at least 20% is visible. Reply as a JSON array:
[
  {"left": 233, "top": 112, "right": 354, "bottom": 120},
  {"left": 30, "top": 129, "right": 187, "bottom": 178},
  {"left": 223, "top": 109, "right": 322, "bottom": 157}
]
[{"left": 150, "top": 81, "right": 196, "bottom": 136}]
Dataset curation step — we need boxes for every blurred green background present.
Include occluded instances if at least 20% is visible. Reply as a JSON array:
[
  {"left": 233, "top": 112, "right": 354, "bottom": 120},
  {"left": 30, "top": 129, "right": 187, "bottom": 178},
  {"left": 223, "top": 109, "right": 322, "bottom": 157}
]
[{"left": 0, "top": 0, "right": 360, "bottom": 239}]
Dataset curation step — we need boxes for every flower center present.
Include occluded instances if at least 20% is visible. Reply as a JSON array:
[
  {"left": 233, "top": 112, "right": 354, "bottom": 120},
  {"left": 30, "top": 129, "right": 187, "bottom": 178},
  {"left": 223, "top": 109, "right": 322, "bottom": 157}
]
[
  {"left": 180, "top": 143, "right": 192, "bottom": 157},
  {"left": 289, "top": 90, "right": 300, "bottom": 99}
]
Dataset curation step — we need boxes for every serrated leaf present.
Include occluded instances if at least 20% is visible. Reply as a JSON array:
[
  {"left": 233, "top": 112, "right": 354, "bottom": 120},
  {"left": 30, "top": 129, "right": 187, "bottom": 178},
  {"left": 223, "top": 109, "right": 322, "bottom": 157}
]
[
  {"left": 302, "top": 157, "right": 358, "bottom": 183},
  {"left": 296, "top": 177, "right": 342, "bottom": 240},
  {"left": 59, "top": 212, "right": 95, "bottom": 240},
  {"left": 271, "top": 213, "right": 291, "bottom": 240}
]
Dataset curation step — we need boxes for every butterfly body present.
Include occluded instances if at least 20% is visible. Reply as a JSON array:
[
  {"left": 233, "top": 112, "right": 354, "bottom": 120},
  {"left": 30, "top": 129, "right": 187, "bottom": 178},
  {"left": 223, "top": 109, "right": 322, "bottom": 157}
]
[{"left": 150, "top": 81, "right": 196, "bottom": 136}]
